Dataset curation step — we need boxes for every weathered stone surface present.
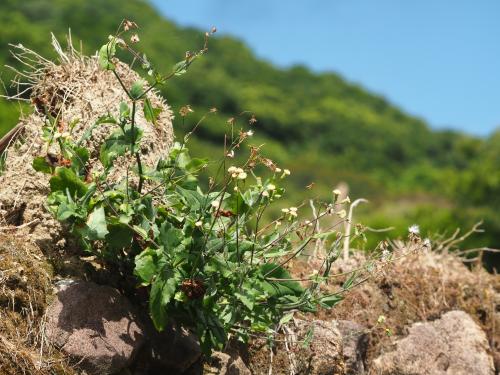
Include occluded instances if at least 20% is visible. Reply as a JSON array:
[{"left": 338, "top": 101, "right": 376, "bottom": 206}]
[
  {"left": 336, "top": 320, "right": 368, "bottom": 375},
  {"left": 371, "top": 310, "right": 495, "bottom": 375},
  {"left": 205, "top": 352, "right": 251, "bottom": 375},
  {"left": 296, "top": 319, "right": 346, "bottom": 375},
  {"left": 45, "top": 281, "right": 145, "bottom": 375}
]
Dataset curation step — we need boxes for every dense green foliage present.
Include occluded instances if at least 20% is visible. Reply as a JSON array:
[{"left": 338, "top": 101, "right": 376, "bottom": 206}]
[{"left": 0, "top": 0, "right": 498, "bottom": 268}]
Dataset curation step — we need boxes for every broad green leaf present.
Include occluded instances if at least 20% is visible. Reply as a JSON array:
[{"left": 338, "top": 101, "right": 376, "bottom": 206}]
[
  {"left": 85, "top": 207, "right": 109, "bottom": 240},
  {"left": 175, "top": 186, "right": 205, "bottom": 211},
  {"left": 106, "top": 223, "right": 134, "bottom": 251},
  {"left": 49, "top": 167, "right": 88, "bottom": 197},
  {"left": 149, "top": 269, "right": 176, "bottom": 331},
  {"left": 134, "top": 248, "right": 159, "bottom": 285},
  {"left": 158, "top": 222, "right": 183, "bottom": 249},
  {"left": 143, "top": 98, "right": 162, "bottom": 125}
]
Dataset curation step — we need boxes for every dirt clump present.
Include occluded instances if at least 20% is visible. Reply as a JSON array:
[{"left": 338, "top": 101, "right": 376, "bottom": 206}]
[
  {"left": 0, "top": 232, "right": 75, "bottom": 374},
  {"left": 319, "top": 248, "right": 500, "bottom": 369},
  {"left": 0, "top": 40, "right": 174, "bottom": 260}
]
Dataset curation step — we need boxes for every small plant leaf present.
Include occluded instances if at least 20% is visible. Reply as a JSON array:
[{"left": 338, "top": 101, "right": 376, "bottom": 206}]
[
  {"left": 49, "top": 167, "right": 88, "bottom": 197},
  {"left": 84, "top": 207, "right": 109, "bottom": 240},
  {"left": 33, "top": 156, "right": 53, "bottom": 174},
  {"left": 130, "top": 81, "right": 144, "bottom": 100},
  {"left": 143, "top": 98, "right": 162, "bottom": 125},
  {"left": 98, "top": 39, "right": 117, "bottom": 70}
]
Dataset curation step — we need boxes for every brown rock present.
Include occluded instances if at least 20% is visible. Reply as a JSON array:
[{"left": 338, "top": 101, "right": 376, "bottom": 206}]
[
  {"left": 146, "top": 323, "right": 202, "bottom": 373},
  {"left": 336, "top": 320, "right": 368, "bottom": 375},
  {"left": 206, "top": 352, "right": 251, "bottom": 375},
  {"left": 371, "top": 310, "right": 495, "bottom": 375},
  {"left": 45, "top": 281, "right": 145, "bottom": 375}
]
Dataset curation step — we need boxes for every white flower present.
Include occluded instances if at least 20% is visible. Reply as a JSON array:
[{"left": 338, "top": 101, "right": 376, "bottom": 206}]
[
  {"left": 283, "top": 169, "right": 291, "bottom": 175},
  {"left": 226, "top": 150, "right": 235, "bottom": 158},
  {"left": 337, "top": 209, "right": 347, "bottom": 219},
  {"left": 237, "top": 172, "right": 247, "bottom": 180},
  {"left": 281, "top": 208, "right": 290, "bottom": 214},
  {"left": 195, "top": 220, "right": 203, "bottom": 227},
  {"left": 408, "top": 224, "right": 420, "bottom": 235},
  {"left": 246, "top": 130, "right": 254, "bottom": 136},
  {"left": 130, "top": 34, "right": 140, "bottom": 43},
  {"left": 275, "top": 168, "right": 282, "bottom": 173},
  {"left": 275, "top": 221, "right": 282, "bottom": 228},
  {"left": 262, "top": 191, "right": 269, "bottom": 197},
  {"left": 304, "top": 220, "right": 313, "bottom": 227},
  {"left": 233, "top": 186, "right": 239, "bottom": 191},
  {"left": 423, "top": 238, "right": 431, "bottom": 248},
  {"left": 228, "top": 166, "right": 237, "bottom": 173},
  {"left": 340, "top": 196, "right": 351, "bottom": 204},
  {"left": 333, "top": 189, "right": 342, "bottom": 196},
  {"left": 289, "top": 207, "right": 297, "bottom": 212},
  {"left": 266, "top": 183, "right": 276, "bottom": 191}
]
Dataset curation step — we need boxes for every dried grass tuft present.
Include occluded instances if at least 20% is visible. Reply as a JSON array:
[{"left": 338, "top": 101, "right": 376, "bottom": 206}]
[{"left": 0, "top": 35, "right": 174, "bottom": 257}]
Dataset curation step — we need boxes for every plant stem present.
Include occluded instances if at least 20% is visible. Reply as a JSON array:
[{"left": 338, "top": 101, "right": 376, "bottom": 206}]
[{"left": 130, "top": 100, "right": 144, "bottom": 193}]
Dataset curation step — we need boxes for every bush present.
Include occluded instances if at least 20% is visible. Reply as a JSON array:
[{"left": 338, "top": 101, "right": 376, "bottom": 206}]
[{"left": 34, "top": 22, "right": 358, "bottom": 354}]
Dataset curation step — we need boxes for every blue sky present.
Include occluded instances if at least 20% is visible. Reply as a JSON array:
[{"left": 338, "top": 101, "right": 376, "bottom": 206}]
[{"left": 151, "top": 0, "right": 500, "bottom": 136}]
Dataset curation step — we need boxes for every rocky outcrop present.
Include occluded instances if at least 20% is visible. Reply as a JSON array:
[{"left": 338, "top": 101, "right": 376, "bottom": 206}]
[
  {"left": 45, "top": 281, "right": 145, "bottom": 375},
  {"left": 371, "top": 310, "right": 495, "bottom": 375},
  {"left": 336, "top": 320, "right": 368, "bottom": 375}
]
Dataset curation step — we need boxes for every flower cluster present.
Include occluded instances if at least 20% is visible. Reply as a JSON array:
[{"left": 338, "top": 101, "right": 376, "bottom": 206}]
[{"left": 228, "top": 166, "right": 247, "bottom": 180}]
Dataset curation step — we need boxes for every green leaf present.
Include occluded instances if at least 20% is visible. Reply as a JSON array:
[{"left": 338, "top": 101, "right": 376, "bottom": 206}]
[
  {"left": 77, "top": 115, "right": 117, "bottom": 146},
  {"left": 71, "top": 147, "right": 89, "bottom": 175},
  {"left": 226, "top": 191, "right": 249, "bottom": 215},
  {"left": 235, "top": 292, "right": 254, "bottom": 310},
  {"left": 143, "top": 98, "right": 162, "bottom": 125},
  {"left": 130, "top": 81, "right": 144, "bottom": 100},
  {"left": 135, "top": 248, "right": 159, "bottom": 285},
  {"left": 32, "top": 156, "right": 53, "bottom": 174},
  {"left": 85, "top": 207, "right": 109, "bottom": 240},
  {"left": 260, "top": 263, "right": 304, "bottom": 298},
  {"left": 175, "top": 186, "right": 205, "bottom": 211},
  {"left": 49, "top": 167, "right": 88, "bottom": 197},
  {"left": 100, "top": 124, "right": 143, "bottom": 168},
  {"left": 106, "top": 223, "right": 134, "bottom": 251},
  {"left": 149, "top": 269, "right": 176, "bottom": 331},
  {"left": 158, "top": 222, "right": 183, "bottom": 249},
  {"left": 120, "top": 102, "right": 130, "bottom": 119},
  {"left": 98, "top": 39, "right": 117, "bottom": 70},
  {"left": 279, "top": 312, "right": 294, "bottom": 325},
  {"left": 172, "top": 60, "right": 188, "bottom": 76},
  {"left": 317, "top": 294, "right": 343, "bottom": 309}
]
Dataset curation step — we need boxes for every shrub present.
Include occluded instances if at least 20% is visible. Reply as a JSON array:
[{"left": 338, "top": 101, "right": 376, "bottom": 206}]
[{"left": 33, "top": 21, "right": 359, "bottom": 354}]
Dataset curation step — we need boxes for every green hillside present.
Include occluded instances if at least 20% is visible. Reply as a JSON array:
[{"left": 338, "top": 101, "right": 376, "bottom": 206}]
[{"left": 0, "top": 0, "right": 498, "bottom": 267}]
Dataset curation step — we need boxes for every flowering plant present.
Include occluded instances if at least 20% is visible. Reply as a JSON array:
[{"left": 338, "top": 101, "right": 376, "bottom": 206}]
[{"left": 33, "top": 21, "right": 358, "bottom": 354}]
